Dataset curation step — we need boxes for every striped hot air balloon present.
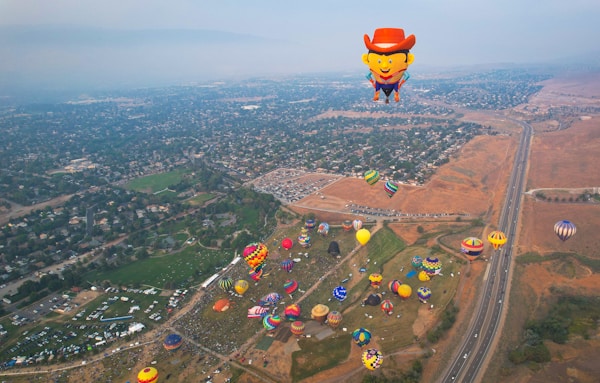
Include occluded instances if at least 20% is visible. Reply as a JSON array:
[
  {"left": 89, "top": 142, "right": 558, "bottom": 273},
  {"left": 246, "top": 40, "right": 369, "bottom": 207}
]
[
  {"left": 281, "top": 259, "right": 294, "bottom": 272},
  {"left": 284, "top": 304, "right": 301, "bottom": 321},
  {"left": 218, "top": 276, "right": 233, "bottom": 292},
  {"left": 353, "top": 219, "right": 363, "bottom": 231},
  {"left": 327, "top": 310, "right": 343, "bottom": 329},
  {"left": 383, "top": 180, "right": 398, "bottom": 198},
  {"left": 284, "top": 279, "right": 299, "bottom": 294},
  {"left": 342, "top": 220, "right": 353, "bottom": 231},
  {"left": 554, "top": 220, "right": 576, "bottom": 242},
  {"left": 291, "top": 320, "right": 305, "bottom": 337},
  {"left": 364, "top": 170, "right": 380, "bottom": 185},
  {"left": 380, "top": 299, "right": 394, "bottom": 315}
]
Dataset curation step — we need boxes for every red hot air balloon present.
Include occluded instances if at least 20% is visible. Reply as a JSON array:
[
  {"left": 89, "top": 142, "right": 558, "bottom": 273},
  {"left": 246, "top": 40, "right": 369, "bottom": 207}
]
[{"left": 281, "top": 237, "right": 293, "bottom": 250}]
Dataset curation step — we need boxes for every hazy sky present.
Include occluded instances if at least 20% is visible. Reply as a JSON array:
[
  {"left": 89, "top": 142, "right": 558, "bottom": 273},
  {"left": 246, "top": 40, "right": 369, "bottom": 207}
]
[{"left": 1, "top": 0, "right": 600, "bottom": 91}]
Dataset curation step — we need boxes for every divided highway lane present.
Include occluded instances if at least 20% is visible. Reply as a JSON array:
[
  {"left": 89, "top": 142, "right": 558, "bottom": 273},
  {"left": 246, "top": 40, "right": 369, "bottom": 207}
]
[{"left": 439, "top": 119, "right": 532, "bottom": 383}]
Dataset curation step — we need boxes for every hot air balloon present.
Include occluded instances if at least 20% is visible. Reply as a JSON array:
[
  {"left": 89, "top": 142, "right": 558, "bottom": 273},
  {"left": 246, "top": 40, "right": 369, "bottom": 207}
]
[
  {"left": 243, "top": 242, "right": 269, "bottom": 276},
  {"left": 284, "top": 304, "right": 301, "bottom": 321},
  {"left": 417, "top": 287, "right": 432, "bottom": 303},
  {"left": 362, "top": 293, "right": 382, "bottom": 306},
  {"left": 305, "top": 218, "right": 316, "bottom": 231},
  {"left": 281, "top": 259, "right": 294, "bottom": 273},
  {"left": 369, "top": 273, "right": 383, "bottom": 288},
  {"left": 138, "top": 367, "right": 158, "bottom": 383},
  {"left": 342, "top": 220, "right": 353, "bottom": 231},
  {"left": 364, "top": 170, "right": 380, "bottom": 185},
  {"left": 384, "top": 180, "right": 399, "bottom": 198},
  {"left": 422, "top": 257, "right": 442, "bottom": 276},
  {"left": 327, "top": 310, "right": 343, "bottom": 329},
  {"left": 281, "top": 237, "right": 293, "bottom": 250},
  {"left": 554, "top": 220, "right": 576, "bottom": 242},
  {"left": 263, "top": 314, "right": 282, "bottom": 332},
  {"left": 411, "top": 256, "right": 423, "bottom": 269},
  {"left": 163, "top": 333, "right": 183, "bottom": 351},
  {"left": 291, "top": 320, "right": 305, "bottom": 337},
  {"left": 212, "top": 298, "right": 232, "bottom": 312},
  {"left": 311, "top": 304, "right": 330, "bottom": 323},
  {"left": 247, "top": 305, "right": 268, "bottom": 319},
  {"left": 487, "top": 230, "right": 507, "bottom": 250},
  {"left": 259, "top": 292, "right": 282, "bottom": 307},
  {"left": 398, "top": 284, "right": 412, "bottom": 300},
  {"left": 328, "top": 241, "right": 341, "bottom": 257},
  {"left": 284, "top": 279, "right": 299, "bottom": 295},
  {"left": 318, "top": 222, "right": 330, "bottom": 236},
  {"left": 381, "top": 299, "right": 394, "bottom": 315},
  {"left": 356, "top": 228, "right": 371, "bottom": 245},
  {"left": 418, "top": 270, "right": 431, "bottom": 282},
  {"left": 218, "top": 276, "right": 233, "bottom": 292},
  {"left": 388, "top": 279, "right": 402, "bottom": 295},
  {"left": 352, "top": 328, "right": 372, "bottom": 347},
  {"left": 362, "top": 348, "right": 383, "bottom": 370},
  {"left": 333, "top": 286, "right": 347, "bottom": 302},
  {"left": 249, "top": 268, "right": 263, "bottom": 282},
  {"left": 234, "top": 279, "right": 249, "bottom": 295},
  {"left": 363, "top": 27, "right": 416, "bottom": 104},
  {"left": 353, "top": 219, "right": 363, "bottom": 231},
  {"left": 461, "top": 237, "right": 484, "bottom": 261},
  {"left": 298, "top": 228, "right": 311, "bottom": 248}
]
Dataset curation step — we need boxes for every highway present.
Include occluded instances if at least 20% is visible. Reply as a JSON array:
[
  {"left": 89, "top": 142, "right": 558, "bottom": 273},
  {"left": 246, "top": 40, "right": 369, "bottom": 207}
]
[{"left": 438, "top": 119, "right": 533, "bottom": 383}]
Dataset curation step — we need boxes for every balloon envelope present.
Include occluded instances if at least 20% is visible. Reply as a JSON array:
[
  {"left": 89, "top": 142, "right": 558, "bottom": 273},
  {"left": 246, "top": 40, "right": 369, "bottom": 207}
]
[
  {"left": 284, "top": 279, "right": 299, "bottom": 294},
  {"left": 332, "top": 286, "right": 347, "bottom": 302},
  {"left": 212, "top": 298, "right": 232, "bottom": 312},
  {"left": 356, "top": 228, "right": 371, "bottom": 245},
  {"left": 243, "top": 242, "right": 269, "bottom": 271},
  {"left": 327, "top": 310, "right": 343, "bottom": 329},
  {"left": 352, "top": 328, "right": 372, "bottom": 347},
  {"left": 487, "top": 230, "right": 507, "bottom": 250},
  {"left": 384, "top": 180, "right": 398, "bottom": 198},
  {"left": 363, "top": 293, "right": 382, "bottom": 306},
  {"left": 284, "top": 304, "right": 301, "bottom": 321},
  {"left": 461, "top": 237, "right": 484, "bottom": 260},
  {"left": 554, "top": 220, "right": 576, "bottom": 241},
  {"left": 398, "top": 284, "right": 412, "bottom": 299},
  {"left": 422, "top": 257, "right": 442, "bottom": 276},
  {"left": 342, "top": 220, "right": 353, "bottom": 231},
  {"left": 381, "top": 299, "right": 394, "bottom": 314},
  {"left": 364, "top": 170, "right": 380, "bottom": 185},
  {"left": 234, "top": 279, "right": 249, "bottom": 295},
  {"left": 417, "top": 286, "right": 432, "bottom": 303},
  {"left": 411, "top": 256, "right": 423, "bottom": 269},
  {"left": 137, "top": 367, "right": 158, "bottom": 383},
  {"left": 281, "top": 259, "right": 294, "bottom": 272},
  {"left": 291, "top": 320, "right": 305, "bottom": 336},
  {"left": 218, "top": 277, "right": 233, "bottom": 292},
  {"left": 318, "top": 222, "right": 330, "bottom": 236},
  {"left": 163, "top": 333, "right": 183, "bottom": 351},
  {"left": 353, "top": 219, "right": 363, "bottom": 231},
  {"left": 362, "top": 348, "right": 383, "bottom": 370},
  {"left": 311, "top": 304, "right": 330, "bottom": 323},
  {"left": 369, "top": 273, "right": 383, "bottom": 287},
  {"left": 281, "top": 237, "right": 293, "bottom": 250}
]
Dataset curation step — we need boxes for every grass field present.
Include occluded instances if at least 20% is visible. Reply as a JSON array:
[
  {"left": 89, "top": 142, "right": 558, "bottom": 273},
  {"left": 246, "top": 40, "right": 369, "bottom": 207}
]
[
  {"left": 124, "top": 169, "right": 191, "bottom": 193},
  {"left": 84, "top": 245, "right": 232, "bottom": 289}
]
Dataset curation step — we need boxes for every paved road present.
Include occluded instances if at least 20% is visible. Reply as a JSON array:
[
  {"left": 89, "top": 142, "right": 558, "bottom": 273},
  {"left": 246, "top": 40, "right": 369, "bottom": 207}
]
[{"left": 437, "top": 119, "right": 532, "bottom": 383}]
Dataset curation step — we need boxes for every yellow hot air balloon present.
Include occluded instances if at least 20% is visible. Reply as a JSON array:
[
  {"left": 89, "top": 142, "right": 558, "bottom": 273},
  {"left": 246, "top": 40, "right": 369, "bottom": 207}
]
[
  {"left": 356, "top": 228, "right": 371, "bottom": 245},
  {"left": 487, "top": 230, "right": 507, "bottom": 250},
  {"left": 418, "top": 270, "right": 431, "bottom": 282},
  {"left": 397, "top": 284, "right": 412, "bottom": 300},
  {"left": 137, "top": 367, "right": 158, "bottom": 383},
  {"left": 234, "top": 279, "right": 249, "bottom": 295}
]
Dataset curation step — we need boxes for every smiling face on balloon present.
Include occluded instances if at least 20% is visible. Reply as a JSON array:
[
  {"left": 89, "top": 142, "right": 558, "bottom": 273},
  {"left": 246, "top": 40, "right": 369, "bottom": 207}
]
[{"left": 362, "top": 51, "right": 414, "bottom": 78}]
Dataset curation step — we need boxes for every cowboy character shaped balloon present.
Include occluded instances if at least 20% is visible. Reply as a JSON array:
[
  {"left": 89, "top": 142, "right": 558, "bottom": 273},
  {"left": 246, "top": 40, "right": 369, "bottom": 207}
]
[{"left": 362, "top": 28, "right": 416, "bottom": 103}]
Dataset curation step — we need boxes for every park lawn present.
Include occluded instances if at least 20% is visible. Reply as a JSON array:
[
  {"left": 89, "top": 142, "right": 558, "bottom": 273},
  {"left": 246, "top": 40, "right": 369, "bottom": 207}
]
[
  {"left": 187, "top": 192, "right": 216, "bottom": 206},
  {"left": 84, "top": 246, "right": 232, "bottom": 288},
  {"left": 124, "top": 168, "right": 191, "bottom": 193}
]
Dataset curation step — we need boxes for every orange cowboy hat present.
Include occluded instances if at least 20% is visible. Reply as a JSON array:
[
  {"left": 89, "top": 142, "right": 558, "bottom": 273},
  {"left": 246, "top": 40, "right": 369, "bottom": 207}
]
[{"left": 364, "top": 28, "right": 416, "bottom": 53}]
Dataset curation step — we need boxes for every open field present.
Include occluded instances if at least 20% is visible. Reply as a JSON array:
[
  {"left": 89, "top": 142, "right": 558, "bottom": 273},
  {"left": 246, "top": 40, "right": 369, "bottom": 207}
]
[{"left": 481, "top": 72, "right": 600, "bottom": 383}]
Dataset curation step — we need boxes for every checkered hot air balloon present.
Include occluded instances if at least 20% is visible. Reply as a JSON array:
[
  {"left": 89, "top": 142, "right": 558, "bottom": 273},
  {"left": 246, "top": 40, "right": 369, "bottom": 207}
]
[
  {"left": 362, "top": 348, "right": 383, "bottom": 370},
  {"left": 243, "top": 242, "right": 269, "bottom": 276},
  {"left": 421, "top": 257, "right": 442, "bottom": 276}
]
